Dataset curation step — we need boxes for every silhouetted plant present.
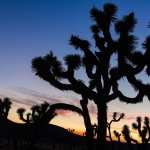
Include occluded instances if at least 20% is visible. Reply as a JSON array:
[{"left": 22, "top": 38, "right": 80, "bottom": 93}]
[
  {"left": 31, "top": 2, "right": 150, "bottom": 149},
  {"left": 79, "top": 96, "right": 94, "bottom": 149},
  {"left": 107, "top": 112, "right": 124, "bottom": 142},
  {"left": 92, "top": 123, "right": 98, "bottom": 138},
  {"left": 113, "top": 130, "right": 121, "bottom": 142},
  {"left": 68, "top": 128, "right": 75, "bottom": 134},
  {"left": 122, "top": 125, "right": 138, "bottom": 144},
  {"left": 132, "top": 116, "right": 150, "bottom": 144},
  {"left": 17, "top": 102, "right": 56, "bottom": 124},
  {"left": 0, "top": 97, "right": 12, "bottom": 119},
  {"left": 17, "top": 108, "right": 28, "bottom": 123},
  {"left": 82, "top": 112, "right": 124, "bottom": 144}
]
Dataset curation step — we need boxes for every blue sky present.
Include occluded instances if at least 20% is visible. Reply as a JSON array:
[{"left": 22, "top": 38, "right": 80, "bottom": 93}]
[
  {"left": 0, "top": 0, "right": 149, "bottom": 89},
  {"left": 0, "top": 0, "right": 150, "bottom": 132}
]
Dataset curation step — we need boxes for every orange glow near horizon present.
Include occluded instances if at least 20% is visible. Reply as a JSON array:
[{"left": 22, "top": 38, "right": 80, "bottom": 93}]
[{"left": 8, "top": 105, "right": 142, "bottom": 143}]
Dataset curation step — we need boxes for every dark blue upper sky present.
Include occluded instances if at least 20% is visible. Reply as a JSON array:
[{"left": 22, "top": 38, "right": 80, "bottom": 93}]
[{"left": 0, "top": 0, "right": 150, "bottom": 109}]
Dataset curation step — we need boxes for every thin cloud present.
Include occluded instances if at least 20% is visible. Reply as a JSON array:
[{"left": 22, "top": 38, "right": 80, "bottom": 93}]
[
  {"left": 1, "top": 87, "right": 82, "bottom": 113},
  {"left": 56, "top": 110, "right": 81, "bottom": 117},
  {"left": 11, "top": 87, "right": 83, "bottom": 109},
  {"left": 0, "top": 87, "right": 145, "bottom": 123},
  {"left": 12, "top": 87, "right": 63, "bottom": 103},
  {"left": 125, "top": 116, "right": 136, "bottom": 121}
]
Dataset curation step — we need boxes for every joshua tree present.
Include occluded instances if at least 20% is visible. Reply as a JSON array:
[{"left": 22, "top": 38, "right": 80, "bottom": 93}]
[
  {"left": 17, "top": 108, "right": 27, "bottom": 122},
  {"left": 32, "top": 3, "right": 150, "bottom": 149},
  {"left": 122, "top": 125, "right": 138, "bottom": 146},
  {"left": 89, "top": 112, "right": 124, "bottom": 142},
  {"left": 92, "top": 123, "right": 98, "bottom": 138},
  {"left": 17, "top": 102, "right": 57, "bottom": 124},
  {"left": 0, "top": 97, "right": 12, "bottom": 120},
  {"left": 132, "top": 116, "right": 150, "bottom": 144},
  {"left": 113, "top": 130, "right": 121, "bottom": 142},
  {"left": 107, "top": 112, "right": 124, "bottom": 141}
]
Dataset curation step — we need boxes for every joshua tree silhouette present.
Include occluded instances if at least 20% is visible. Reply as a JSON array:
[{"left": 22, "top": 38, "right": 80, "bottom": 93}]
[
  {"left": 32, "top": 3, "right": 150, "bottom": 149},
  {"left": 107, "top": 112, "right": 124, "bottom": 142},
  {"left": 17, "top": 102, "right": 57, "bottom": 124},
  {"left": 0, "top": 97, "right": 12, "bottom": 120},
  {"left": 88, "top": 112, "right": 124, "bottom": 142},
  {"left": 0, "top": 98, "right": 22, "bottom": 150},
  {"left": 122, "top": 125, "right": 138, "bottom": 150},
  {"left": 113, "top": 130, "right": 121, "bottom": 142},
  {"left": 132, "top": 116, "right": 150, "bottom": 144}
]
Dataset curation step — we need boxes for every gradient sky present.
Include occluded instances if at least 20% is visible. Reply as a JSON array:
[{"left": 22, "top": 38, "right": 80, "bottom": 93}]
[{"left": 1, "top": 0, "right": 150, "bottom": 138}]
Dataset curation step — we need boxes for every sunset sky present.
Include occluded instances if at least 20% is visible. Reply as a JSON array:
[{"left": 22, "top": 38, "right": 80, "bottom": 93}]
[{"left": 0, "top": 0, "right": 150, "bottom": 139}]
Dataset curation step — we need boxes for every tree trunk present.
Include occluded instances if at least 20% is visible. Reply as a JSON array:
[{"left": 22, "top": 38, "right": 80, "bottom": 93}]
[
  {"left": 80, "top": 100, "right": 94, "bottom": 150},
  {"left": 108, "top": 124, "right": 112, "bottom": 142},
  {"left": 96, "top": 103, "right": 107, "bottom": 150}
]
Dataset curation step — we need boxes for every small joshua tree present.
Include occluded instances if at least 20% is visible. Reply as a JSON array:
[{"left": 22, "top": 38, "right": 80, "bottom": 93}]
[
  {"left": 132, "top": 116, "right": 150, "bottom": 144},
  {"left": 113, "top": 130, "right": 121, "bottom": 142},
  {"left": 92, "top": 123, "right": 98, "bottom": 138},
  {"left": 92, "top": 112, "right": 124, "bottom": 141},
  {"left": 107, "top": 112, "right": 124, "bottom": 141},
  {"left": 17, "top": 108, "right": 28, "bottom": 122},
  {"left": 0, "top": 97, "right": 12, "bottom": 120},
  {"left": 122, "top": 125, "right": 138, "bottom": 144},
  {"left": 17, "top": 102, "right": 56, "bottom": 124}
]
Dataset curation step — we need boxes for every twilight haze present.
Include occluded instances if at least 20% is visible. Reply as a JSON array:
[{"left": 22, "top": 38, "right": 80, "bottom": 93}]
[{"left": 0, "top": 0, "right": 150, "bottom": 135}]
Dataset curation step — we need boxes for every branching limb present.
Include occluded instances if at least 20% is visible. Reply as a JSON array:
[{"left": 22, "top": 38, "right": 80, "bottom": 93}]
[{"left": 107, "top": 112, "right": 124, "bottom": 141}]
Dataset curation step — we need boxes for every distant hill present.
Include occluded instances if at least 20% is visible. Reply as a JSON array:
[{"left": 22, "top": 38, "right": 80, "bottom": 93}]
[
  {"left": 0, "top": 119, "right": 86, "bottom": 144},
  {"left": 1, "top": 119, "right": 148, "bottom": 150}
]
